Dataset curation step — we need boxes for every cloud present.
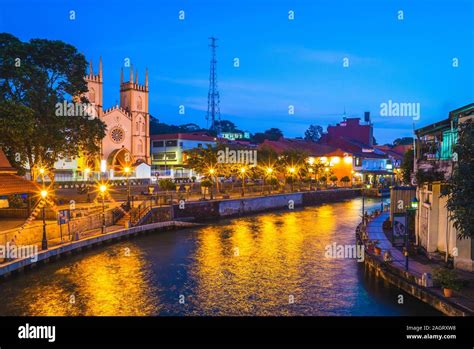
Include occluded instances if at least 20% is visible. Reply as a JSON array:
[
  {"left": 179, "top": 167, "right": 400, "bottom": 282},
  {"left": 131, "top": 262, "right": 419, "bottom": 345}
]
[{"left": 274, "top": 46, "right": 377, "bottom": 65}]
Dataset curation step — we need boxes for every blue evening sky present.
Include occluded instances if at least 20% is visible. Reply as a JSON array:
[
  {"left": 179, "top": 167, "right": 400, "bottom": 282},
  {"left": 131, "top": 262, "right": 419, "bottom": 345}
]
[{"left": 1, "top": 0, "right": 473, "bottom": 144}]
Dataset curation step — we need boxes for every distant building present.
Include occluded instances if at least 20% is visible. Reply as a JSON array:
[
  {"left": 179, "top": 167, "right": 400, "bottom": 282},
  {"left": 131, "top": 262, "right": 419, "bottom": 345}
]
[
  {"left": 414, "top": 103, "right": 474, "bottom": 271},
  {"left": 150, "top": 133, "right": 217, "bottom": 180},
  {"left": 320, "top": 117, "right": 373, "bottom": 146},
  {"left": 260, "top": 138, "right": 355, "bottom": 183},
  {"left": 318, "top": 115, "right": 392, "bottom": 187}
]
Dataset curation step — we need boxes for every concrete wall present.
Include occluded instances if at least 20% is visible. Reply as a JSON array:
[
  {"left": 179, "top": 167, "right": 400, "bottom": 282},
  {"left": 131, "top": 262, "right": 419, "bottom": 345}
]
[
  {"left": 171, "top": 189, "right": 359, "bottom": 221},
  {"left": 416, "top": 183, "right": 473, "bottom": 271},
  {"left": 1, "top": 210, "right": 117, "bottom": 247}
]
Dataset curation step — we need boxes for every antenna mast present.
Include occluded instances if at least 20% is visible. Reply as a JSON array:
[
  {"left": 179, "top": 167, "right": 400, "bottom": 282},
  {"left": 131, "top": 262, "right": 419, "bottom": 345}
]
[{"left": 206, "top": 37, "right": 221, "bottom": 135}]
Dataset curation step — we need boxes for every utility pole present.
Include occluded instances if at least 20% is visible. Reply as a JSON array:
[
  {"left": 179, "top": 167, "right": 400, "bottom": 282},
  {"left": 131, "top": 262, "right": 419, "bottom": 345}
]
[{"left": 206, "top": 37, "right": 222, "bottom": 135}]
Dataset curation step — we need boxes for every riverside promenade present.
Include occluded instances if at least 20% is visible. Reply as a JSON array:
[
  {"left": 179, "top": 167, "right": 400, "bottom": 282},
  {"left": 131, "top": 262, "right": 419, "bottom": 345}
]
[{"left": 363, "top": 212, "right": 474, "bottom": 316}]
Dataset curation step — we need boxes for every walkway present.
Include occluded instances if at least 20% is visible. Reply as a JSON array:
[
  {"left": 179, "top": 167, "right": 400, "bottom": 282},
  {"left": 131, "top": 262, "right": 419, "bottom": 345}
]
[{"left": 366, "top": 212, "right": 474, "bottom": 314}]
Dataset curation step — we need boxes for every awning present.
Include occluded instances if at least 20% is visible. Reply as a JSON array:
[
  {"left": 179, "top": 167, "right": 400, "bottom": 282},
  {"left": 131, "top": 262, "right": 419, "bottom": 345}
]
[{"left": 0, "top": 173, "right": 39, "bottom": 196}]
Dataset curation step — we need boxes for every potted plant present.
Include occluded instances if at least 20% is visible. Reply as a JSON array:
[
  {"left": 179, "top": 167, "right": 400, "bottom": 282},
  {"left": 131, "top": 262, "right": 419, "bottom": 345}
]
[
  {"left": 433, "top": 268, "right": 462, "bottom": 297},
  {"left": 373, "top": 240, "right": 382, "bottom": 256},
  {"left": 200, "top": 179, "right": 213, "bottom": 199}
]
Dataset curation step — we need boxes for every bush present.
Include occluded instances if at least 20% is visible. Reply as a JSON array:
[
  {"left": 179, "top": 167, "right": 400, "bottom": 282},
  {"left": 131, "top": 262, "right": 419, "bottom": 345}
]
[
  {"left": 341, "top": 176, "right": 351, "bottom": 183},
  {"left": 200, "top": 179, "right": 213, "bottom": 188},
  {"left": 158, "top": 179, "right": 175, "bottom": 191},
  {"left": 433, "top": 268, "right": 462, "bottom": 291},
  {"left": 7, "top": 195, "right": 24, "bottom": 208}
]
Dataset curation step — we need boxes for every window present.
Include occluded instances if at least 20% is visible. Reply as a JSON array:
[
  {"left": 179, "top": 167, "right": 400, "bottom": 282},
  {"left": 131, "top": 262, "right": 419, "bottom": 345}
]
[
  {"left": 179, "top": 142, "right": 183, "bottom": 147},
  {"left": 136, "top": 122, "right": 139, "bottom": 132},
  {"left": 440, "top": 129, "right": 457, "bottom": 160},
  {"left": 165, "top": 140, "right": 178, "bottom": 147},
  {"left": 152, "top": 141, "right": 164, "bottom": 148},
  {"left": 198, "top": 143, "right": 202, "bottom": 148},
  {"left": 153, "top": 152, "right": 177, "bottom": 160}
]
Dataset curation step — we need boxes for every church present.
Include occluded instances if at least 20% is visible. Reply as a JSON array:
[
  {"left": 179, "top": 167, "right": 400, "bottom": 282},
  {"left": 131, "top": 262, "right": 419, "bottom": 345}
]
[{"left": 53, "top": 58, "right": 151, "bottom": 181}]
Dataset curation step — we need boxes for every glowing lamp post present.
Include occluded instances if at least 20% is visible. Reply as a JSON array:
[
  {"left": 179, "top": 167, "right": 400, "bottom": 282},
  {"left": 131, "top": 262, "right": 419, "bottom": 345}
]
[
  {"left": 209, "top": 168, "right": 215, "bottom": 200},
  {"left": 288, "top": 167, "right": 296, "bottom": 192},
  {"left": 266, "top": 167, "right": 273, "bottom": 194},
  {"left": 240, "top": 167, "right": 246, "bottom": 197},
  {"left": 99, "top": 184, "right": 107, "bottom": 234},
  {"left": 40, "top": 189, "right": 48, "bottom": 250},
  {"left": 124, "top": 166, "right": 131, "bottom": 207}
]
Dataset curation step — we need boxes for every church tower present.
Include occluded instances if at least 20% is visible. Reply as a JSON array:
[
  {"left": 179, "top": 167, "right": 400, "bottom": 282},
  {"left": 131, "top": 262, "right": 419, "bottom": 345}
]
[
  {"left": 85, "top": 57, "right": 103, "bottom": 118},
  {"left": 119, "top": 66, "right": 150, "bottom": 165}
]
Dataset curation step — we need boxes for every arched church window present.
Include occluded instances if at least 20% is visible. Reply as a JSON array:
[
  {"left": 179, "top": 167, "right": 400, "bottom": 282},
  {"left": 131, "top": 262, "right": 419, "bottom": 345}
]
[
  {"left": 142, "top": 122, "right": 145, "bottom": 132},
  {"left": 138, "top": 139, "right": 143, "bottom": 153},
  {"left": 137, "top": 96, "right": 142, "bottom": 110},
  {"left": 89, "top": 88, "right": 95, "bottom": 103},
  {"left": 136, "top": 122, "right": 139, "bottom": 132}
]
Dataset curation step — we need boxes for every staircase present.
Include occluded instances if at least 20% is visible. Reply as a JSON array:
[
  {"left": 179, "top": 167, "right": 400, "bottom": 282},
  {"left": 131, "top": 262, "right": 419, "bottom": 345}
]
[{"left": 115, "top": 212, "right": 131, "bottom": 227}]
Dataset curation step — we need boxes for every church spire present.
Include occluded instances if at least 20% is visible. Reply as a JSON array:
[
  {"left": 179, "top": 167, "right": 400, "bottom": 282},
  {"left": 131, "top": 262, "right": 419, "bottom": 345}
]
[
  {"left": 145, "top": 68, "right": 148, "bottom": 88},
  {"left": 89, "top": 59, "right": 93, "bottom": 76},
  {"left": 130, "top": 65, "right": 133, "bottom": 84},
  {"left": 99, "top": 56, "right": 103, "bottom": 80},
  {"left": 135, "top": 69, "right": 139, "bottom": 85},
  {"left": 120, "top": 67, "right": 124, "bottom": 84}
]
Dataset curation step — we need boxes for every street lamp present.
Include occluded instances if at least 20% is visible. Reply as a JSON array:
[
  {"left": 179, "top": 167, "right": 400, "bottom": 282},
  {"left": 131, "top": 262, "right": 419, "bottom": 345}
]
[
  {"left": 288, "top": 167, "right": 296, "bottom": 192},
  {"left": 266, "top": 167, "right": 273, "bottom": 194},
  {"left": 40, "top": 189, "right": 48, "bottom": 250},
  {"left": 240, "top": 167, "right": 246, "bottom": 196},
  {"left": 209, "top": 168, "right": 215, "bottom": 200},
  {"left": 124, "top": 166, "right": 131, "bottom": 207},
  {"left": 362, "top": 183, "right": 370, "bottom": 225},
  {"left": 84, "top": 167, "right": 91, "bottom": 181},
  {"left": 99, "top": 184, "right": 107, "bottom": 234}
]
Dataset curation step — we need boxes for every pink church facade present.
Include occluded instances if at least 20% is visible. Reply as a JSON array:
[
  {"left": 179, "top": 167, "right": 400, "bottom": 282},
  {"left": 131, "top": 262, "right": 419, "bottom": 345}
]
[{"left": 53, "top": 58, "right": 151, "bottom": 181}]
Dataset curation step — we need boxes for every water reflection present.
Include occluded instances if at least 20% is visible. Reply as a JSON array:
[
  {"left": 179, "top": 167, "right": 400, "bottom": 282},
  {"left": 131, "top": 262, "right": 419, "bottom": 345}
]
[{"left": 0, "top": 198, "right": 440, "bottom": 316}]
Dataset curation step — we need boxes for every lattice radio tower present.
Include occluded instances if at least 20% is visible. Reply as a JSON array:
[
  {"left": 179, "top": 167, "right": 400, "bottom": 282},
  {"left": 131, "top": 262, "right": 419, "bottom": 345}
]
[{"left": 206, "top": 37, "right": 221, "bottom": 134}]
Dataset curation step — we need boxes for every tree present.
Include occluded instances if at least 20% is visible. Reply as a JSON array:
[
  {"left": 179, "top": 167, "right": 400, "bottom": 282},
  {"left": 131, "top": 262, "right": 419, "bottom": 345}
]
[
  {"left": 215, "top": 119, "right": 236, "bottom": 133},
  {"left": 444, "top": 119, "right": 474, "bottom": 239},
  {"left": 341, "top": 175, "right": 351, "bottom": 187},
  {"left": 149, "top": 116, "right": 207, "bottom": 135},
  {"left": 401, "top": 149, "right": 414, "bottom": 184},
  {"left": 264, "top": 128, "right": 283, "bottom": 141},
  {"left": 304, "top": 125, "right": 323, "bottom": 142},
  {"left": 330, "top": 175, "right": 338, "bottom": 185},
  {"left": 0, "top": 33, "right": 106, "bottom": 180},
  {"left": 251, "top": 128, "right": 283, "bottom": 144},
  {"left": 393, "top": 137, "right": 414, "bottom": 146}
]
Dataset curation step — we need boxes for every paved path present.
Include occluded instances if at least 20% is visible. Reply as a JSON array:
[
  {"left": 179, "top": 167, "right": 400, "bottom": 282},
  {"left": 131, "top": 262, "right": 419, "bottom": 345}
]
[
  {"left": 366, "top": 212, "right": 474, "bottom": 313},
  {"left": 366, "top": 213, "right": 432, "bottom": 278}
]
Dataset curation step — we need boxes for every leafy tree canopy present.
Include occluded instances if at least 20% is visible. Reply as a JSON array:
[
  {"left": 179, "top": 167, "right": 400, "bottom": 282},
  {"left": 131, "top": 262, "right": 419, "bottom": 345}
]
[
  {"left": 444, "top": 119, "right": 474, "bottom": 239},
  {"left": 0, "top": 33, "right": 106, "bottom": 179},
  {"left": 304, "top": 124, "right": 323, "bottom": 142}
]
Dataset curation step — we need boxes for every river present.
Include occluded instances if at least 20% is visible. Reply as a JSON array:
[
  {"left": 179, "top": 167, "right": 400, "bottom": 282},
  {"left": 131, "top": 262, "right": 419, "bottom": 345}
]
[{"left": 0, "top": 197, "right": 440, "bottom": 316}]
